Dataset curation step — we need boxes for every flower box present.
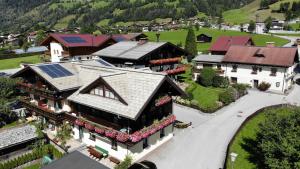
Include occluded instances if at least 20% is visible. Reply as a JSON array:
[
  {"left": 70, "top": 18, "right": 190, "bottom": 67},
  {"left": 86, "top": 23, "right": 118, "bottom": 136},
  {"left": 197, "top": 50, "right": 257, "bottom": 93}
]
[
  {"left": 85, "top": 123, "right": 95, "bottom": 131},
  {"left": 155, "top": 95, "right": 172, "bottom": 107},
  {"left": 149, "top": 57, "right": 181, "bottom": 65},
  {"left": 116, "top": 132, "right": 130, "bottom": 142},
  {"left": 105, "top": 129, "right": 117, "bottom": 139},
  {"left": 75, "top": 119, "right": 85, "bottom": 126},
  {"left": 95, "top": 127, "right": 105, "bottom": 134},
  {"left": 164, "top": 67, "right": 186, "bottom": 75}
]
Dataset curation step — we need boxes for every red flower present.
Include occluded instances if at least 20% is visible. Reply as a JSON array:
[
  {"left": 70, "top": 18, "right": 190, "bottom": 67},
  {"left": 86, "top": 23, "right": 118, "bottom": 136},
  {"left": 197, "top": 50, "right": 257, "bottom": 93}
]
[
  {"left": 130, "top": 131, "right": 142, "bottom": 143},
  {"left": 155, "top": 96, "right": 172, "bottom": 107},
  {"left": 95, "top": 127, "right": 105, "bottom": 134},
  {"left": 75, "top": 119, "right": 85, "bottom": 126},
  {"left": 105, "top": 129, "right": 117, "bottom": 139},
  {"left": 116, "top": 132, "right": 130, "bottom": 142},
  {"left": 85, "top": 123, "right": 95, "bottom": 131}
]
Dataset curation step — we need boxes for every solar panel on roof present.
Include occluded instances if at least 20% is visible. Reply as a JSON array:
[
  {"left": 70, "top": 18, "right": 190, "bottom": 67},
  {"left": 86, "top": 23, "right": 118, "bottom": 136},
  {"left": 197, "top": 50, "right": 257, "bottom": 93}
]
[
  {"left": 97, "top": 59, "right": 113, "bottom": 67},
  {"left": 38, "top": 64, "right": 73, "bottom": 78},
  {"left": 61, "top": 37, "right": 87, "bottom": 43}
]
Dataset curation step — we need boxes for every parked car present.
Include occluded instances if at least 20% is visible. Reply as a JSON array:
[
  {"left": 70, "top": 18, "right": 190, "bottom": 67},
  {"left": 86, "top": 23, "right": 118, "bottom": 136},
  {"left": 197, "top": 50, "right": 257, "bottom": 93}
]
[{"left": 128, "top": 160, "right": 157, "bottom": 169}]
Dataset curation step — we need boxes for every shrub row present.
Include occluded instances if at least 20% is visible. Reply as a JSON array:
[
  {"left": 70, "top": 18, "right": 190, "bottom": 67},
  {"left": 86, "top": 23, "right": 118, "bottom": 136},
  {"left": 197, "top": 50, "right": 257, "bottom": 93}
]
[
  {"left": 219, "top": 84, "right": 250, "bottom": 105},
  {"left": 0, "top": 144, "right": 63, "bottom": 169}
]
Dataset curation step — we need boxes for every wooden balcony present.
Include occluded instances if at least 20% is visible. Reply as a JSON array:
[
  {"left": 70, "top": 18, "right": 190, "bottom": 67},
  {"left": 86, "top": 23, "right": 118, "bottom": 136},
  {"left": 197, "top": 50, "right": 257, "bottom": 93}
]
[
  {"left": 19, "top": 97, "right": 65, "bottom": 125},
  {"left": 17, "top": 82, "right": 61, "bottom": 100},
  {"left": 193, "top": 68, "right": 225, "bottom": 75},
  {"left": 61, "top": 51, "right": 70, "bottom": 57}
]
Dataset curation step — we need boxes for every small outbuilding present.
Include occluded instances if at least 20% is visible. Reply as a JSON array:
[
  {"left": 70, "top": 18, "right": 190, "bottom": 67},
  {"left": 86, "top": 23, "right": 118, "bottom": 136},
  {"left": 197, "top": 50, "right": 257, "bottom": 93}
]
[{"left": 196, "top": 34, "right": 212, "bottom": 43}]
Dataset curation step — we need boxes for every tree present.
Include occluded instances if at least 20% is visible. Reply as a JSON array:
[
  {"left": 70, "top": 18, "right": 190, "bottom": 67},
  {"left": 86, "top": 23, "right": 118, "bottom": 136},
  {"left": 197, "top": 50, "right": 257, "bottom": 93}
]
[
  {"left": 194, "top": 23, "right": 200, "bottom": 31},
  {"left": 22, "top": 42, "right": 31, "bottom": 52},
  {"left": 55, "top": 122, "right": 72, "bottom": 150},
  {"left": 264, "top": 16, "right": 273, "bottom": 32},
  {"left": 184, "top": 27, "right": 197, "bottom": 61},
  {"left": 217, "top": 13, "right": 224, "bottom": 30},
  {"left": 248, "top": 20, "right": 256, "bottom": 33},
  {"left": 255, "top": 109, "right": 300, "bottom": 169},
  {"left": 199, "top": 68, "right": 216, "bottom": 87},
  {"left": 115, "top": 155, "right": 132, "bottom": 169},
  {"left": 35, "top": 30, "right": 46, "bottom": 46}
]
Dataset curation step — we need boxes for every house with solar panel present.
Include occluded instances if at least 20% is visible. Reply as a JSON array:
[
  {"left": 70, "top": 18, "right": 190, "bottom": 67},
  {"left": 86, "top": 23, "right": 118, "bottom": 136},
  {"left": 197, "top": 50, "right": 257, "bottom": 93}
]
[
  {"left": 11, "top": 60, "right": 186, "bottom": 161},
  {"left": 40, "top": 34, "right": 116, "bottom": 62},
  {"left": 112, "top": 33, "right": 148, "bottom": 42},
  {"left": 92, "top": 40, "right": 189, "bottom": 78}
]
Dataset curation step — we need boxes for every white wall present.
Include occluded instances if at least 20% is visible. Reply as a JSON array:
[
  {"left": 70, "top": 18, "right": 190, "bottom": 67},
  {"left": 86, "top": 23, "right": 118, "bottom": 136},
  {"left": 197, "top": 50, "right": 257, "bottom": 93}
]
[{"left": 50, "top": 42, "right": 64, "bottom": 62}]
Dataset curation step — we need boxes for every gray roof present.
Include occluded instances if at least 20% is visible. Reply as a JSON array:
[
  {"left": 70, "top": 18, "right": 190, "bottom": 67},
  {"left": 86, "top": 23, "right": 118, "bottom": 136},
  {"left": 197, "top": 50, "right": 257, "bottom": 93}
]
[
  {"left": 92, "top": 41, "right": 168, "bottom": 60},
  {"left": 0, "top": 125, "right": 37, "bottom": 150},
  {"left": 193, "top": 54, "right": 225, "bottom": 63},
  {"left": 68, "top": 66, "right": 168, "bottom": 120},
  {"left": 42, "top": 151, "right": 109, "bottom": 169},
  {"left": 13, "top": 60, "right": 184, "bottom": 120}
]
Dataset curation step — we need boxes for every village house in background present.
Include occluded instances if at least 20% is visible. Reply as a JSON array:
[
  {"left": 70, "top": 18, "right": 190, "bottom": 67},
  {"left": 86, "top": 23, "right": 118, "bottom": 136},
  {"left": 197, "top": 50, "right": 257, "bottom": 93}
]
[
  {"left": 11, "top": 60, "right": 186, "bottom": 161},
  {"left": 209, "top": 36, "right": 254, "bottom": 55},
  {"left": 193, "top": 42, "right": 299, "bottom": 93},
  {"left": 92, "top": 40, "right": 188, "bottom": 78},
  {"left": 40, "top": 34, "right": 116, "bottom": 62},
  {"left": 196, "top": 34, "right": 212, "bottom": 43}
]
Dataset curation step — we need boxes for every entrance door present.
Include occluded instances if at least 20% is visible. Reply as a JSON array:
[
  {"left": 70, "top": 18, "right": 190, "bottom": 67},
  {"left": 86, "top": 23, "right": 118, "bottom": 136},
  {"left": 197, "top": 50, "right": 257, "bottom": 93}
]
[{"left": 253, "top": 80, "right": 259, "bottom": 88}]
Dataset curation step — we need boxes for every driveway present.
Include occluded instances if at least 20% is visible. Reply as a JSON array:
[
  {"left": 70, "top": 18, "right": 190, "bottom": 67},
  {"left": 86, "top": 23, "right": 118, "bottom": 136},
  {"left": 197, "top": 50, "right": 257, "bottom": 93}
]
[{"left": 143, "top": 86, "right": 300, "bottom": 169}]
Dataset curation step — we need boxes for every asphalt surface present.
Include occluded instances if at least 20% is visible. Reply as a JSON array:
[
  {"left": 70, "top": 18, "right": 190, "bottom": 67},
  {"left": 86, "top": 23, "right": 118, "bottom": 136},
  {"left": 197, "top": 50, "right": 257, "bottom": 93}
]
[{"left": 143, "top": 86, "right": 300, "bottom": 169}]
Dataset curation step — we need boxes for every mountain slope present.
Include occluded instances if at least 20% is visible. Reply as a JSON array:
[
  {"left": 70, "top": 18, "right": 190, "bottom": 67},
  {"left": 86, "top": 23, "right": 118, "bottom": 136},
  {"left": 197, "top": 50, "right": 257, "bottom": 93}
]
[{"left": 0, "top": 0, "right": 254, "bottom": 33}]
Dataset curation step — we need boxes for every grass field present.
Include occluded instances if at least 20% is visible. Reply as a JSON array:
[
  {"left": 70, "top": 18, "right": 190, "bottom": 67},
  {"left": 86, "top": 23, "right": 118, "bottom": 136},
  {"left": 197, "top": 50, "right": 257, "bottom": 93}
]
[
  {"left": 145, "top": 28, "right": 289, "bottom": 52},
  {"left": 226, "top": 106, "right": 295, "bottom": 169},
  {"left": 0, "top": 55, "right": 42, "bottom": 70},
  {"left": 23, "top": 163, "right": 41, "bottom": 169},
  {"left": 223, "top": 0, "right": 298, "bottom": 24},
  {"left": 54, "top": 15, "right": 76, "bottom": 29}
]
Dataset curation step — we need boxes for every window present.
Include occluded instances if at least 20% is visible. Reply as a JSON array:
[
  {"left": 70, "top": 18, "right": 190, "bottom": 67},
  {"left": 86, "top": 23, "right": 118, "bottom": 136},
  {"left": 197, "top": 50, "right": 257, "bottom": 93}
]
[
  {"left": 217, "top": 64, "right": 222, "bottom": 70},
  {"left": 89, "top": 133, "right": 95, "bottom": 141},
  {"left": 160, "top": 128, "right": 165, "bottom": 138},
  {"left": 232, "top": 65, "right": 238, "bottom": 72},
  {"left": 231, "top": 77, "right": 237, "bottom": 84},
  {"left": 276, "top": 82, "right": 280, "bottom": 87},
  {"left": 90, "top": 86, "right": 117, "bottom": 100},
  {"left": 143, "top": 138, "right": 148, "bottom": 149},
  {"left": 252, "top": 66, "right": 258, "bottom": 74},
  {"left": 111, "top": 139, "right": 117, "bottom": 150},
  {"left": 271, "top": 68, "right": 277, "bottom": 76}
]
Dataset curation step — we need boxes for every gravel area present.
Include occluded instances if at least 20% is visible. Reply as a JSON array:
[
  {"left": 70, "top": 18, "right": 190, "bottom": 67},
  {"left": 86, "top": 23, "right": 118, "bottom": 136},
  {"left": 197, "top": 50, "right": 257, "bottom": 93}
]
[{"left": 0, "top": 125, "right": 37, "bottom": 150}]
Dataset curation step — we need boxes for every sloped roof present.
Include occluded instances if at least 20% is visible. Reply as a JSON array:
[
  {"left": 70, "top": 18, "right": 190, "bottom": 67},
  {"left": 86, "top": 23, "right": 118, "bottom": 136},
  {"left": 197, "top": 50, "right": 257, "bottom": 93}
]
[
  {"left": 112, "top": 33, "right": 147, "bottom": 42},
  {"left": 223, "top": 46, "right": 298, "bottom": 67},
  {"left": 12, "top": 60, "right": 185, "bottom": 120},
  {"left": 209, "top": 36, "right": 253, "bottom": 52},
  {"left": 40, "top": 34, "right": 114, "bottom": 48},
  {"left": 92, "top": 41, "right": 168, "bottom": 60},
  {"left": 193, "top": 54, "right": 224, "bottom": 63}
]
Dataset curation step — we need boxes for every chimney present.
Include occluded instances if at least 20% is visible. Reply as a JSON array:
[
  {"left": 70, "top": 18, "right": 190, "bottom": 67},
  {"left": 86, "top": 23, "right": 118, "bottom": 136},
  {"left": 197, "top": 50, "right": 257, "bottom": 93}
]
[
  {"left": 138, "top": 38, "right": 148, "bottom": 45},
  {"left": 266, "top": 42, "right": 275, "bottom": 48}
]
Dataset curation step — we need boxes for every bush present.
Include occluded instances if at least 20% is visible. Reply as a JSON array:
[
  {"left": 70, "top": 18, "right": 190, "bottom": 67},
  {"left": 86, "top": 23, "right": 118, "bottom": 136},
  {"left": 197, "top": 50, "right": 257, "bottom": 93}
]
[
  {"left": 115, "top": 155, "right": 132, "bottom": 169},
  {"left": 232, "top": 83, "right": 249, "bottom": 97},
  {"left": 199, "top": 68, "right": 216, "bottom": 87},
  {"left": 219, "top": 87, "right": 236, "bottom": 105},
  {"left": 257, "top": 82, "right": 271, "bottom": 91},
  {"left": 190, "top": 99, "right": 199, "bottom": 107},
  {"left": 212, "top": 76, "right": 229, "bottom": 88}
]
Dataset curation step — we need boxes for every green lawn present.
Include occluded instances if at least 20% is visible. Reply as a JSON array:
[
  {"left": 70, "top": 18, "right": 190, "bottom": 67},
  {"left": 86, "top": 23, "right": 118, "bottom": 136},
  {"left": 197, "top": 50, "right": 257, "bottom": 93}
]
[
  {"left": 0, "top": 55, "right": 42, "bottom": 70},
  {"left": 226, "top": 106, "right": 295, "bottom": 169},
  {"left": 23, "top": 163, "right": 41, "bottom": 169},
  {"left": 145, "top": 28, "right": 289, "bottom": 52}
]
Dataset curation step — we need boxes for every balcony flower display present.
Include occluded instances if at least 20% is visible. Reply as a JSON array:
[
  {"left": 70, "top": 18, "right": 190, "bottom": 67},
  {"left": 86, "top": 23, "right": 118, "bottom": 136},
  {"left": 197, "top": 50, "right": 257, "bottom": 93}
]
[
  {"left": 149, "top": 57, "right": 181, "bottom": 65},
  {"left": 116, "top": 132, "right": 130, "bottom": 142},
  {"left": 130, "top": 131, "right": 142, "bottom": 143},
  {"left": 105, "top": 129, "right": 117, "bottom": 139},
  {"left": 155, "top": 95, "right": 172, "bottom": 107},
  {"left": 164, "top": 66, "right": 186, "bottom": 75},
  {"left": 75, "top": 119, "right": 85, "bottom": 126},
  {"left": 95, "top": 127, "right": 105, "bottom": 134},
  {"left": 85, "top": 123, "right": 95, "bottom": 131}
]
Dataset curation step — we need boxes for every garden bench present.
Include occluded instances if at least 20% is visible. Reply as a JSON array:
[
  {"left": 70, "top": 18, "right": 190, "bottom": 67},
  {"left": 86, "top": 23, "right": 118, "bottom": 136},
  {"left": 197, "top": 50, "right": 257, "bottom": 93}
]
[
  {"left": 95, "top": 145, "right": 109, "bottom": 158},
  {"left": 88, "top": 147, "right": 103, "bottom": 160},
  {"left": 109, "top": 156, "right": 120, "bottom": 164}
]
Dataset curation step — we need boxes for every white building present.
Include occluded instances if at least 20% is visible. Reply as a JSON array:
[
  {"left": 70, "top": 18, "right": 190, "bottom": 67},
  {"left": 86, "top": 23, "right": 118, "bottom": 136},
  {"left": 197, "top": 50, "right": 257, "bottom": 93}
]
[{"left": 193, "top": 44, "right": 299, "bottom": 93}]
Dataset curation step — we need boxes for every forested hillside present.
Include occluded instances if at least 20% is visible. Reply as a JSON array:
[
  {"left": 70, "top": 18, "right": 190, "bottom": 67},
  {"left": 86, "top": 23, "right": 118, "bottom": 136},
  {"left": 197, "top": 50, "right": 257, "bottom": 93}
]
[{"left": 0, "top": 0, "right": 254, "bottom": 33}]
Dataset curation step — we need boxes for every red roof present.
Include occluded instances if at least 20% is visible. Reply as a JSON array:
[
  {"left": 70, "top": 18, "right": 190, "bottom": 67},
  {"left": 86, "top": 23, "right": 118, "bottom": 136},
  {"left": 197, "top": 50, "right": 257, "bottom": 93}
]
[
  {"left": 41, "top": 34, "right": 114, "bottom": 48},
  {"left": 209, "top": 36, "right": 254, "bottom": 52},
  {"left": 223, "top": 46, "right": 298, "bottom": 67}
]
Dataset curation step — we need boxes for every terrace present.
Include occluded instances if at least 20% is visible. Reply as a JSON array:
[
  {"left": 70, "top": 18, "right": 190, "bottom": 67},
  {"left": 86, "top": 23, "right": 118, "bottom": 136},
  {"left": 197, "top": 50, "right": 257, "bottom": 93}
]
[
  {"left": 19, "top": 97, "right": 65, "bottom": 125},
  {"left": 17, "top": 82, "right": 61, "bottom": 100}
]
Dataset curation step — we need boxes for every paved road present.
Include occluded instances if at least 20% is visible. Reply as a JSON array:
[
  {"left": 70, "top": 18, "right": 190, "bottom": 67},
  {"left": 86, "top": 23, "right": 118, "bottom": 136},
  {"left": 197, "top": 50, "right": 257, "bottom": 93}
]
[
  {"left": 274, "top": 35, "right": 299, "bottom": 47},
  {"left": 143, "top": 86, "right": 300, "bottom": 169}
]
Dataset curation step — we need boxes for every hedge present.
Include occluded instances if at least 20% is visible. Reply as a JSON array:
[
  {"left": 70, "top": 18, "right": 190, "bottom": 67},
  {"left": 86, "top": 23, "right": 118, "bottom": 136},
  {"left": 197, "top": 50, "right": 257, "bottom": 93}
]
[{"left": 0, "top": 144, "right": 63, "bottom": 169}]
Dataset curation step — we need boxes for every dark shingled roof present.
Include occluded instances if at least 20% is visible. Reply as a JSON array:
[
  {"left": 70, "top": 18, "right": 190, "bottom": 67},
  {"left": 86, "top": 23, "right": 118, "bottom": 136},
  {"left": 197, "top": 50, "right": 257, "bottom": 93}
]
[
  {"left": 40, "top": 34, "right": 114, "bottom": 48},
  {"left": 223, "top": 46, "right": 298, "bottom": 67},
  {"left": 209, "top": 36, "right": 253, "bottom": 52},
  {"left": 42, "top": 151, "right": 109, "bottom": 169}
]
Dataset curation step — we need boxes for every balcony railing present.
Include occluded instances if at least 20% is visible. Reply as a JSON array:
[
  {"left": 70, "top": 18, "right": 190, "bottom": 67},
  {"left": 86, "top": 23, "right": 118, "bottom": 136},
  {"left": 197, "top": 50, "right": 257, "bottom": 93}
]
[
  {"left": 193, "top": 68, "right": 225, "bottom": 75},
  {"left": 17, "top": 82, "right": 61, "bottom": 100},
  {"left": 19, "top": 97, "right": 65, "bottom": 124},
  {"left": 149, "top": 57, "right": 181, "bottom": 65}
]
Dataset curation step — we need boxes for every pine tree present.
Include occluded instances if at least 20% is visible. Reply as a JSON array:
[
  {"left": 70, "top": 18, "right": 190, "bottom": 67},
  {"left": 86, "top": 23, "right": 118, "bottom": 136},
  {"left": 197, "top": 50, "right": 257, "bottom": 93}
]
[{"left": 184, "top": 27, "right": 197, "bottom": 61}]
